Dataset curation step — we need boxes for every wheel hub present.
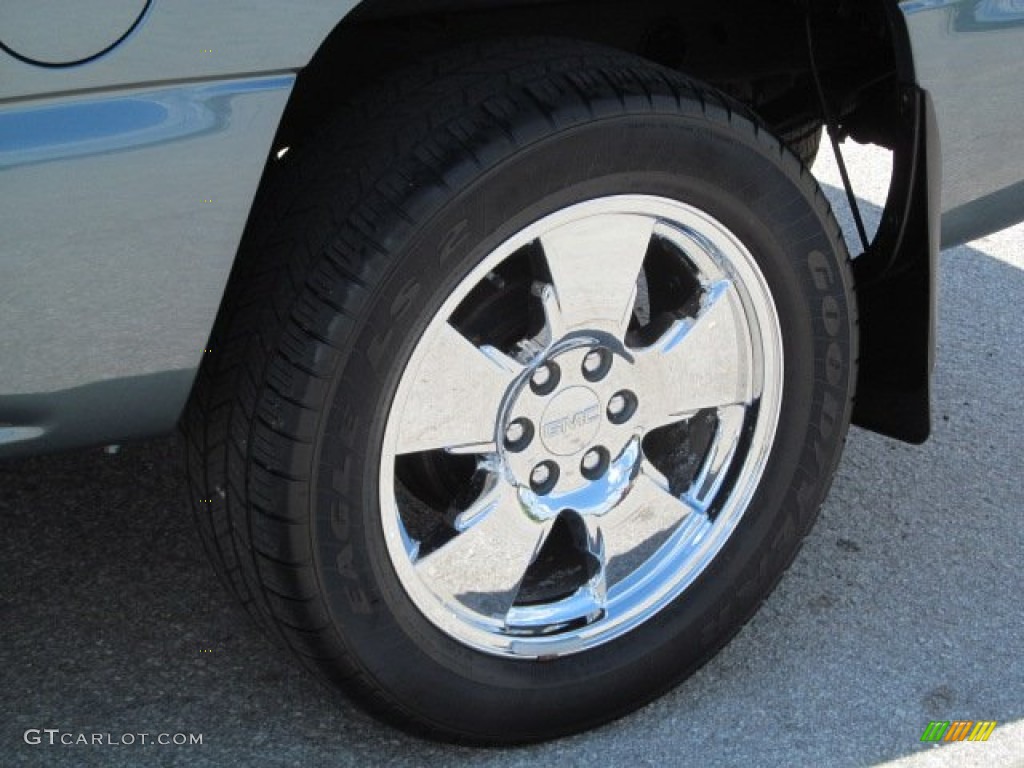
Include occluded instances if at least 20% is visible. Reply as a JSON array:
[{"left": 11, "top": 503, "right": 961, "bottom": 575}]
[{"left": 499, "top": 342, "right": 642, "bottom": 504}]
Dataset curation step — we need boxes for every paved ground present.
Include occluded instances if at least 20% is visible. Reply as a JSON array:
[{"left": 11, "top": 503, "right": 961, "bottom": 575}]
[{"left": 2, "top": 145, "right": 1022, "bottom": 767}]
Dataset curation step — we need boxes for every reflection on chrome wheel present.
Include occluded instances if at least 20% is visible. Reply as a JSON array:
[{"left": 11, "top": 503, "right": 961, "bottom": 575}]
[{"left": 381, "top": 197, "right": 783, "bottom": 657}]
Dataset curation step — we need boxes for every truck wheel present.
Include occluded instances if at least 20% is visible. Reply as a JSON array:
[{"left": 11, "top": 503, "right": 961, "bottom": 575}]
[{"left": 183, "top": 38, "right": 856, "bottom": 743}]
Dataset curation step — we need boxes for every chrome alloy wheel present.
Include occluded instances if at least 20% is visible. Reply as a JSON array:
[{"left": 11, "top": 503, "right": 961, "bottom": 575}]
[{"left": 380, "top": 195, "right": 783, "bottom": 659}]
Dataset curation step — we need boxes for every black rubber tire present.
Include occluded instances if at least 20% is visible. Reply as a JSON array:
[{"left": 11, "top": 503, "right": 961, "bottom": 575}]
[
  {"left": 182, "top": 38, "right": 857, "bottom": 744},
  {"left": 780, "top": 119, "right": 825, "bottom": 168}
]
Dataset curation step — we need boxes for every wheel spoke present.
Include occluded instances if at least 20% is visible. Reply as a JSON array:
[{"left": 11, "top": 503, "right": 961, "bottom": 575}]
[
  {"left": 414, "top": 480, "right": 552, "bottom": 619},
  {"left": 540, "top": 214, "right": 654, "bottom": 336},
  {"left": 394, "top": 322, "right": 521, "bottom": 455},
  {"left": 635, "top": 279, "right": 753, "bottom": 431},
  {"left": 583, "top": 462, "right": 706, "bottom": 590}
]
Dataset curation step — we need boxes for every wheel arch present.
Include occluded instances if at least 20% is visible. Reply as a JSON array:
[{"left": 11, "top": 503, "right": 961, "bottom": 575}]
[{"left": 253, "top": 0, "right": 938, "bottom": 443}]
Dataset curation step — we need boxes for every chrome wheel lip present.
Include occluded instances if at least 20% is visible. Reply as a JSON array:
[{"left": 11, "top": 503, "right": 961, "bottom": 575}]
[{"left": 379, "top": 195, "right": 784, "bottom": 659}]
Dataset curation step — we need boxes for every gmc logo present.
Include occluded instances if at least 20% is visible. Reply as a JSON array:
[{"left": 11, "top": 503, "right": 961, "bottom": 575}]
[{"left": 542, "top": 405, "right": 600, "bottom": 439}]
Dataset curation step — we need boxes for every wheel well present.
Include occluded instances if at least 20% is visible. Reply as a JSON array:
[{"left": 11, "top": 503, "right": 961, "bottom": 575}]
[
  {"left": 264, "top": 0, "right": 936, "bottom": 444},
  {"left": 275, "top": 0, "right": 909, "bottom": 154}
]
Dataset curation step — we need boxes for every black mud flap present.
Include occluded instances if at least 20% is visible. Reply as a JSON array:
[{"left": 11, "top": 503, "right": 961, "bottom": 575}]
[{"left": 850, "top": 86, "right": 941, "bottom": 444}]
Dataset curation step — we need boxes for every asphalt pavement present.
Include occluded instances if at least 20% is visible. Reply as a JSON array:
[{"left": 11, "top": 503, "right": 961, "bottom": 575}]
[{"left": 2, "top": 144, "right": 1022, "bottom": 767}]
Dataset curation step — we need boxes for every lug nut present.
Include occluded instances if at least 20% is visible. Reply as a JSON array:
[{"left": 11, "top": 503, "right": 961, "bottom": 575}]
[
  {"left": 504, "top": 419, "right": 534, "bottom": 452},
  {"left": 580, "top": 447, "right": 610, "bottom": 480},
  {"left": 607, "top": 390, "right": 638, "bottom": 424},
  {"left": 530, "top": 461, "right": 559, "bottom": 494},
  {"left": 582, "top": 349, "right": 611, "bottom": 382},
  {"left": 530, "top": 362, "right": 560, "bottom": 395}
]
